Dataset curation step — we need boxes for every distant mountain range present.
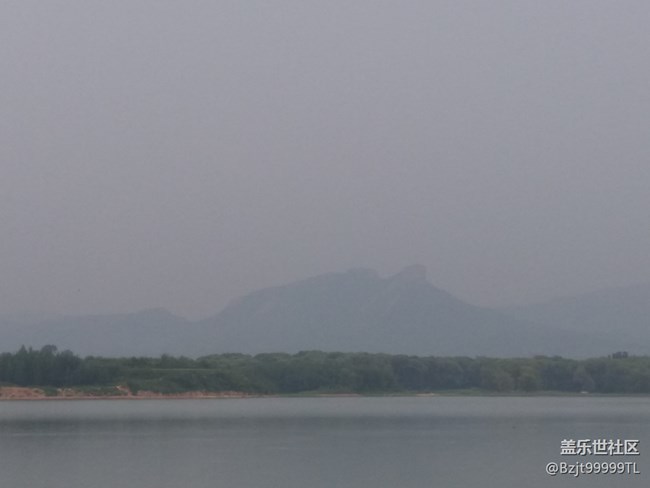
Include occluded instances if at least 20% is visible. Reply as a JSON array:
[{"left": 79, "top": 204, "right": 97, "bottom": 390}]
[
  {"left": 1, "top": 266, "right": 647, "bottom": 357},
  {"left": 502, "top": 283, "right": 650, "bottom": 352},
  {"left": 0, "top": 308, "right": 191, "bottom": 357}
]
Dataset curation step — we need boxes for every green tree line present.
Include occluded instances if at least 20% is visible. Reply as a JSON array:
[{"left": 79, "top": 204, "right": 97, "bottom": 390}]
[{"left": 1, "top": 346, "right": 649, "bottom": 394}]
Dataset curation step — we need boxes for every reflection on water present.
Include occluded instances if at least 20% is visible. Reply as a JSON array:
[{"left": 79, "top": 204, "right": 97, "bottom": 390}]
[{"left": 1, "top": 397, "right": 648, "bottom": 487}]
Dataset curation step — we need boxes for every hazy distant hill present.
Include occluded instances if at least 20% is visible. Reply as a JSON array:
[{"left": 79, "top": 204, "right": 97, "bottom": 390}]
[
  {"left": 502, "top": 283, "right": 650, "bottom": 353},
  {"left": 0, "top": 308, "right": 192, "bottom": 357},
  {"left": 2, "top": 267, "right": 642, "bottom": 357},
  {"left": 194, "top": 265, "right": 607, "bottom": 357}
]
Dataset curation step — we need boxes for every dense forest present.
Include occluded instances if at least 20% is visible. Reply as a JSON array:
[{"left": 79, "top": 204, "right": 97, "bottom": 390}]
[{"left": 0, "top": 346, "right": 647, "bottom": 395}]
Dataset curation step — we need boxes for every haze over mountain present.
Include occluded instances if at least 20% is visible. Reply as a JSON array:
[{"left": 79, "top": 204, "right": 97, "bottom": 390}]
[
  {"left": 3, "top": 2, "right": 650, "bottom": 322},
  {"left": 0, "top": 309, "right": 191, "bottom": 357},
  {"left": 2, "top": 266, "right": 642, "bottom": 358},
  {"left": 502, "top": 283, "right": 650, "bottom": 351}
]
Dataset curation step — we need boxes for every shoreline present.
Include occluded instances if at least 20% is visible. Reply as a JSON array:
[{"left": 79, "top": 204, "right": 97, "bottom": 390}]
[
  {"left": 2, "top": 386, "right": 649, "bottom": 401},
  {"left": 0, "top": 386, "right": 256, "bottom": 401}
]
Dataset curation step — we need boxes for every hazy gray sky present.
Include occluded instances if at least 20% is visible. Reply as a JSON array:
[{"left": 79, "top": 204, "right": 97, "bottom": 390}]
[{"left": 2, "top": 1, "right": 649, "bottom": 318}]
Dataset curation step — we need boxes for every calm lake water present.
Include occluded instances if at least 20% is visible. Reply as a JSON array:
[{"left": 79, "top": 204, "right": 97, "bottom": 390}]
[{"left": 1, "top": 396, "right": 648, "bottom": 487}]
